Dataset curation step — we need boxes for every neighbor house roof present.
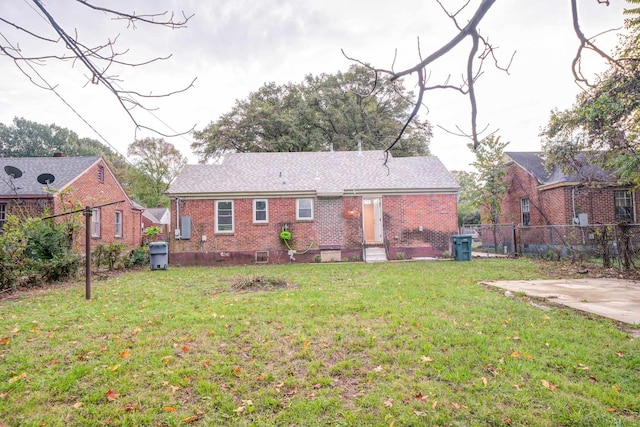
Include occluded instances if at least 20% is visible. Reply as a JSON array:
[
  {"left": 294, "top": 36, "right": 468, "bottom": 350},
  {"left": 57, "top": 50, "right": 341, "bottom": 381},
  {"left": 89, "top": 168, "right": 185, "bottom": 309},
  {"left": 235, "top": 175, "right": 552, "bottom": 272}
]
[
  {"left": 143, "top": 207, "right": 170, "bottom": 224},
  {"left": 0, "top": 156, "right": 101, "bottom": 196},
  {"left": 505, "top": 152, "right": 615, "bottom": 188},
  {"left": 167, "top": 150, "right": 459, "bottom": 197}
]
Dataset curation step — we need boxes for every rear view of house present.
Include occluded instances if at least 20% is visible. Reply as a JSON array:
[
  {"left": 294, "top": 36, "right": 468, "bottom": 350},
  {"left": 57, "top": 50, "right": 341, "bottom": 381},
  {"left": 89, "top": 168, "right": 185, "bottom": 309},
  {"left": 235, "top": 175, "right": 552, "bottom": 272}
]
[
  {"left": 0, "top": 156, "right": 142, "bottom": 250},
  {"left": 166, "top": 150, "right": 459, "bottom": 265}
]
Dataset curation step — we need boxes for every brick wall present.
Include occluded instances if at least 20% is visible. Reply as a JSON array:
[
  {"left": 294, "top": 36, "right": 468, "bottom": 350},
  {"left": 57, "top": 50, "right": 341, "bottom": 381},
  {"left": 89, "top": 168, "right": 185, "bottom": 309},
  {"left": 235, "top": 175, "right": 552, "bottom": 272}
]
[
  {"left": 53, "top": 159, "right": 142, "bottom": 251},
  {"left": 170, "top": 193, "right": 458, "bottom": 264},
  {"left": 382, "top": 194, "right": 458, "bottom": 251},
  {"left": 502, "top": 162, "right": 640, "bottom": 226}
]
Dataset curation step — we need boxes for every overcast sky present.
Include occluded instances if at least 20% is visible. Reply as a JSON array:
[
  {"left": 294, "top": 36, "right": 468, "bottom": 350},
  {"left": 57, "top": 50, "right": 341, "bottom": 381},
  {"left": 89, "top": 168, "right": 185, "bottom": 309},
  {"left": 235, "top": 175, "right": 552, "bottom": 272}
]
[{"left": 0, "top": 0, "right": 628, "bottom": 171}]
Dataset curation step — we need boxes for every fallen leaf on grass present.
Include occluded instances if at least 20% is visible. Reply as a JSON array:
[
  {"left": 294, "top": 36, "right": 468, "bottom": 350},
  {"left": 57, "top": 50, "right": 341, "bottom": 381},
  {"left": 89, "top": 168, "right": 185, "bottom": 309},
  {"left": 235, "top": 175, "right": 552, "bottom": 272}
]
[
  {"left": 612, "top": 385, "right": 621, "bottom": 393},
  {"left": 119, "top": 349, "right": 130, "bottom": 358},
  {"left": 72, "top": 402, "right": 83, "bottom": 409},
  {"left": 0, "top": 337, "right": 9, "bottom": 345},
  {"left": 383, "top": 398, "right": 393, "bottom": 408},
  {"left": 204, "top": 360, "right": 211, "bottom": 367},
  {"left": 131, "top": 328, "right": 142, "bottom": 336},
  {"left": 233, "top": 405, "right": 245, "bottom": 413},
  {"left": 0, "top": 392, "right": 8, "bottom": 399},
  {"left": 181, "top": 346, "right": 190, "bottom": 353},
  {"left": 510, "top": 351, "right": 521, "bottom": 358},
  {"left": 183, "top": 416, "right": 198, "bottom": 423},
  {"left": 482, "top": 377, "right": 488, "bottom": 386},
  {"left": 420, "top": 356, "right": 433, "bottom": 362},
  {"left": 615, "top": 351, "right": 625, "bottom": 358},
  {"left": 432, "top": 400, "right": 438, "bottom": 409},
  {"left": 106, "top": 389, "right": 119, "bottom": 402},
  {"left": 541, "top": 380, "right": 558, "bottom": 390},
  {"left": 124, "top": 403, "right": 138, "bottom": 411},
  {"left": 577, "top": 364, "right": 590, "bottom": 370},
  {"left": 372, "top": 365, "right": 384, "bottom": 373},
  {"left": 451, "top": 402, "right": 461, "bottom": 410},
  {"left": 163, "top": 406, "right": 176, "bottom": 412},
  {"left": 111, "top": 364, "right": 119, "bottom": 371},
  {"left": 8, "top": 373, "right": 26, "bottom": 383}
]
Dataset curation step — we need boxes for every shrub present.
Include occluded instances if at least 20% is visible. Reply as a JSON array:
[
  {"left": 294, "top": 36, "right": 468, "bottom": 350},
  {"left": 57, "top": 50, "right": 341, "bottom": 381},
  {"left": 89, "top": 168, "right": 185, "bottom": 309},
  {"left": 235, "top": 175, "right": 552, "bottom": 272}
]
[{"left": 126, "top": 247, "right": 150, "bottom": 267}]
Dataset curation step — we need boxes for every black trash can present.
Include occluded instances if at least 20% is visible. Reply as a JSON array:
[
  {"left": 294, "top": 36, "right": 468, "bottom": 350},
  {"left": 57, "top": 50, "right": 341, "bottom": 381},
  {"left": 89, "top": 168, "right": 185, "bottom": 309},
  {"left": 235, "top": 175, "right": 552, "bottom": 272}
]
[
  {"left": 149, "top": 241, "right": 168, "bottom": 270},
  {"left": 452, "top": 235, "right": 472, "bottom": 261}
]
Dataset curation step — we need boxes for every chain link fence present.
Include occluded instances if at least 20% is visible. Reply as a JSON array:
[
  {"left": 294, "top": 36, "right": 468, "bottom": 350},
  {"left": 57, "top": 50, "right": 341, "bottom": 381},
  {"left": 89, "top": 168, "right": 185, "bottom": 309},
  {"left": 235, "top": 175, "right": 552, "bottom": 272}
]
[{"left": 461, "top": 223, "right": 640, "bottom": 270}]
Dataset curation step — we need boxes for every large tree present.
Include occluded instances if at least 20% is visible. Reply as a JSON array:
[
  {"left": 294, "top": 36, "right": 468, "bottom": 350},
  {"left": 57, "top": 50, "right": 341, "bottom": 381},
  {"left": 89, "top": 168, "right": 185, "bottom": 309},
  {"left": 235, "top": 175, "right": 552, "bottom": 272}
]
[
  {"left": 542, "top": 15, "right": 640, "bottom": 188},
  {"left": 191, "top": 65, "right": 432, "bottom": 162},
  {"left": 127, "top": 137, "right": 187, "bottom": 207}
]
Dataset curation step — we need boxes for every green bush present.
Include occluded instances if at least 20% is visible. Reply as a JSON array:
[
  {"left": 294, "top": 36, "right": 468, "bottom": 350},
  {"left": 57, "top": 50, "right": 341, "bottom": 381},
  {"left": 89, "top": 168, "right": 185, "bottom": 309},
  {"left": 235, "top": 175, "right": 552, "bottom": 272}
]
[
  {"left": 126, "top": 247, "right": 150, "bottom": 267},
  {"left": 0, "top": 215, "right": 79, "bottom": 290}
]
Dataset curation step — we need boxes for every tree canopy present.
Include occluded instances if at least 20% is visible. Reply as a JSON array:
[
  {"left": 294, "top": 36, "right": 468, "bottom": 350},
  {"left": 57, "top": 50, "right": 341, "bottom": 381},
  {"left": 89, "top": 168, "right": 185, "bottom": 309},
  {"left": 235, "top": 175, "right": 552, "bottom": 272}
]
[
  {"left": 191, "top": 65, "right": 432, "bottom": 162},
  {"left": 127, "top": 138, "right": 186, "bottom": 207},
  {"left": 469, "top": 136, "right": 509, "bottom": 226},
  {"left": 542, "top": 12, "right": 640, "bottom": 188}
]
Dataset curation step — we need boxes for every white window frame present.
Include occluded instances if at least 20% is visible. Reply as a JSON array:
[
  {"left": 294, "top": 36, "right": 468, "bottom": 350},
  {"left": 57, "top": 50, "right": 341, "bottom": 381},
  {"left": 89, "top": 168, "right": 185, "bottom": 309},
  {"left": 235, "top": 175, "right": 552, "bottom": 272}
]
[
  {"left": 296, "top": 198, "right": 314, "bottom": 221},
  {"left": 91, "top": 208, "right": 101, "bottom": 238},
  {"left": 215, "top": 200, "right": 234, "bottom": 233},
  {"left": 115, "top": 211, "right": 123, "bottom": 237},
  {"left": 253, "top": 199, "right": 269, "bottom": 224},
  {"left": 614, "top": 190, "right": 635, "bottom": 222},
  {"left": 521, "top": 198, "right": 530, "bottom": 226},
  {"left": 0, "top": 203, "right": 6, "bottom": 229}
]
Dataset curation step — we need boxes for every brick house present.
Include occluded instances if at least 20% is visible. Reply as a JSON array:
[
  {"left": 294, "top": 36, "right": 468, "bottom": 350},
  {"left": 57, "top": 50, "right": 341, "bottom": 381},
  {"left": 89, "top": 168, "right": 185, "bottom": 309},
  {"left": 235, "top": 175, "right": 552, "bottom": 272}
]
[
  {"left": 501, "top": 152, "right": 638, "bottom": 227},
  {"left": 0, "top": 156, "right": 143, "bottom": 250},
  {"left": 142, "top": 206, "right": 170, "bottom": 241},
  {"left": 166, "top": 150, "right": 459, "bottom": 265}
]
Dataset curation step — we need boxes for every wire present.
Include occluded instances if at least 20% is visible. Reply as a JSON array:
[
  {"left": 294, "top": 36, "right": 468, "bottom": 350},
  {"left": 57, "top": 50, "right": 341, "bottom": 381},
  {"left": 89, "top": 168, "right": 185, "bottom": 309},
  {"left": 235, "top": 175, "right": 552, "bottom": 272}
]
[{"left": 3, "top": 33, "right": 132, "bottom": 165}]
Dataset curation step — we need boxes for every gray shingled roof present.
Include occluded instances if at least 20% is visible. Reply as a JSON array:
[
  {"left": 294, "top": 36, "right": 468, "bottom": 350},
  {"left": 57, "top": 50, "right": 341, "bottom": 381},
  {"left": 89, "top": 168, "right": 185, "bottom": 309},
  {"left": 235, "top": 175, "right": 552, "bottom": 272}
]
[
  {"left": 505, "top": 152, "right": 614, "bottom": 186},
  {"left": 167, "top": 151, "right": 459, "bottom": 196},
  {"left": 0, "top": 157, "right": 100, "bottom": 196}
]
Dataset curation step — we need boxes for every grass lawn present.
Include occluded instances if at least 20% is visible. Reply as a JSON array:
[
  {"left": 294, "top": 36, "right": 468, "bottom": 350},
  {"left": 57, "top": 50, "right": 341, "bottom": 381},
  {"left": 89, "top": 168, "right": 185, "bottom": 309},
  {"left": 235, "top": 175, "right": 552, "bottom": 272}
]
[{"left": 0, "top": 258, "right": 638, "bottom": 426}]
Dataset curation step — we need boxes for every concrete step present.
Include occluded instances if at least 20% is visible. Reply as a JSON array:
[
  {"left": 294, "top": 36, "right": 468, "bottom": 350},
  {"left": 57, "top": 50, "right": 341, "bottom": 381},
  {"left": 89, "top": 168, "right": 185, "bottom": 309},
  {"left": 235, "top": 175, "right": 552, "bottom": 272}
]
[{"left": 365, "top": 247, "right": 387, "bottom": 263}]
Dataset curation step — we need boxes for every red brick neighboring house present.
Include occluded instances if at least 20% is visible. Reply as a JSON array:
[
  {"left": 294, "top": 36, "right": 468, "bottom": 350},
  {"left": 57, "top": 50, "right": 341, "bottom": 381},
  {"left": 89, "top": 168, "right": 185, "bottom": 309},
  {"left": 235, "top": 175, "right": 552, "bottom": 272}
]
[
  {"left": 501, "top": 152, "right": 638, "bottom": 227},
  {"left": 142, "top": 207, "right": 170, "bottom": 241},
  {"left": 166, "top": 150, "right": 459, "bottom": 266},
  {"left": 0, "top": 156, "right": 142, "bottom": 250}
]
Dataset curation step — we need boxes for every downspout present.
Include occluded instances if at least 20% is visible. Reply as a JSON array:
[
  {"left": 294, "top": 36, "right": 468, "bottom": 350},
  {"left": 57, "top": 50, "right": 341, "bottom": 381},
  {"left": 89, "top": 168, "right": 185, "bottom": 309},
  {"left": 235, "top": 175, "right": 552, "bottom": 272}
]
[
  {"left": 572, "top": 187, "right": 576, "bottom": 223},
  {"left": 175, "top": 197, "right": 180, "bottom": 240}
]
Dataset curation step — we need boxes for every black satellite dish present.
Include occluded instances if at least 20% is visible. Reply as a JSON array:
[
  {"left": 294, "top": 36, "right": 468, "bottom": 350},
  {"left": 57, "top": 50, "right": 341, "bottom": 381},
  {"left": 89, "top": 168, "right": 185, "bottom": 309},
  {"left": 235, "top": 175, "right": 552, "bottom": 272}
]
[
  {"left": 37, "top": 173, "right": 56, "bottom": 185},
  {"left": 4, "top": 165, "right": 23, "bottom": 179}
]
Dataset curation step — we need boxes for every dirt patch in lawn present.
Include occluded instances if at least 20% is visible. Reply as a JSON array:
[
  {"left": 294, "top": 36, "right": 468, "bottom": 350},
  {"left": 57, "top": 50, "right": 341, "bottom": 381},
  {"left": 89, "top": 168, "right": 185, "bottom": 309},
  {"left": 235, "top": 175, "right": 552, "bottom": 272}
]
[{"left": 230, "top": 275, "right": 297, "bottom": 292}]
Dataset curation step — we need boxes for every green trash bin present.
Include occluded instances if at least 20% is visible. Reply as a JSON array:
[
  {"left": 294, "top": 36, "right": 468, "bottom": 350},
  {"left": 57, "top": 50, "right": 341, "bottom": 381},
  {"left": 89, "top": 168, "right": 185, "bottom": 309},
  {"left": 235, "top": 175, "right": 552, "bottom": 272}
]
[
  {"left": 149, "top": 241, "right": 168, "bottom": 270},
  {"left": 452, "top": 235, "right": 472, "bottom": 261}
]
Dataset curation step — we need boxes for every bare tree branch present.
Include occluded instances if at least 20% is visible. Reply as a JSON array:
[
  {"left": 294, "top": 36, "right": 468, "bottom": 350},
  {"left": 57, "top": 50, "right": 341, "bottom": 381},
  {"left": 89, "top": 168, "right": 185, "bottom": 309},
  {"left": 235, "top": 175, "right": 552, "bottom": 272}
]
[
  {"left": 346, "top": 0, "right": 620, "bottom": 154},
  {"left": 0, "top": 1, "right": 196, "bottom": 137}
]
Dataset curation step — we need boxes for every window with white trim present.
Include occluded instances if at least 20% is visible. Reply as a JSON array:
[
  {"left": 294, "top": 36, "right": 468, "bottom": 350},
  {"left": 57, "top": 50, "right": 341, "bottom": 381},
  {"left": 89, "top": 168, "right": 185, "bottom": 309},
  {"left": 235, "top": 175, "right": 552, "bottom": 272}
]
[
  {"left": 296, "top": 198, "right": 313, "bottom": 220},
  {"left": 215, "top": 200, "right": 234, "bottom": 233},
  {"left": 115, "top": 211, "right": 123, "bottom": 237},
  {"left": 521, "top": 198, "right": 530, "bottom": 226},
  {"left": 91, "top": 208, "right": 101, "bottom": 237},
  {"left": 0, "top": 203, "right": 6, "bottom": 229},
  {"left": 614, "top": 190, "right": 635, "bottom": 222},
  {"left": 253, "top": 199, "right": 268, "bottom": 223}
]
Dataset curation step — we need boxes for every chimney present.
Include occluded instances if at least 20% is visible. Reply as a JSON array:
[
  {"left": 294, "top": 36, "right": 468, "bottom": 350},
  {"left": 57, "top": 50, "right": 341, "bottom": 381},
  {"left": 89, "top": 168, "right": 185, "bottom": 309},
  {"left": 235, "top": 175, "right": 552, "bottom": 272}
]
[{"left": 53, "top": 152, "right": 66, "bottom": 157}]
